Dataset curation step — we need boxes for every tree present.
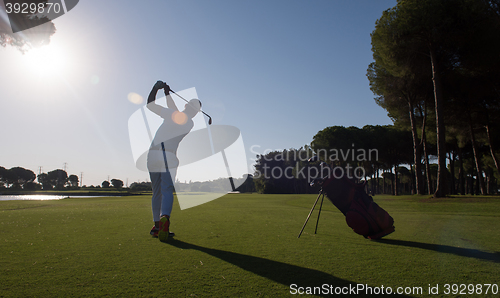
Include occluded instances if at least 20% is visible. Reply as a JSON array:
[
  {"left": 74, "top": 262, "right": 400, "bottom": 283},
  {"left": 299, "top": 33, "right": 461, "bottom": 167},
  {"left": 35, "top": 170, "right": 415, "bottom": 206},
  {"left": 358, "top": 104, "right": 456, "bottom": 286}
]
[
  {"left": 0, "top": 166, "right": 7, "bottom": 188},
  {"left": 68, "top": 174, "right": 79, "bottom": 188},
  {"left": 311, "top": 125, "right": 412, "bottom": 195},
  {"left": 110, "top": 179, "right": 123, "bottom": 189},
  {"left": 0, "top": 167, "right": 36, "bottom": 189},
  {"left": 102, "top": 180, "right": 110, "bottom": 188},
  {"left": 200, "top": 185, "right": 211, "bottom": 192},
  {"left": 11, "top": 167, "right": 36, "bottom": 188},
  {"left": 311, "top": 126, "right": 367, "bottom": 167},
  {"left": 1, "top": 168, "right": 18, "bottom": 187},
  {"left": 253, "top": 147, "right": 315, "bottom": 194},
  {"left": 367, "top": 57, "right": 432, "bottom": 194},
  {"left": 37, "top": 173, "right": 50, "bottom": 190},
  {"left": 46, "top": 169, "right": 68, "bottom": 190},
  {"left": 0, "top": 0, "right": 56, "bottom": 52},
  {"left": 236, "top": 174, "right": 256, "bottom": 193}
]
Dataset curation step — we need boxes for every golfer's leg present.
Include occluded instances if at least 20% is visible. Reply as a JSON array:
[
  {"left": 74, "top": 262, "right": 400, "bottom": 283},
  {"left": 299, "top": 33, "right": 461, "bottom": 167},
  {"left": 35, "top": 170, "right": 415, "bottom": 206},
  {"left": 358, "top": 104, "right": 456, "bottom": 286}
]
[
  {"left": 150, "top": 171, "right": 162, "bottom": 222},
  {"left": 160, "top": 167, "right": 177, "bottom": 217}
]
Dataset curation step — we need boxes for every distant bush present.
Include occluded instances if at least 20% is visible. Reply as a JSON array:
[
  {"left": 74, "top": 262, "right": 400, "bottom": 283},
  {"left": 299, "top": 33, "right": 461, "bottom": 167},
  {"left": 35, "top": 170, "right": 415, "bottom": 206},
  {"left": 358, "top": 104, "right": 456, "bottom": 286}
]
[{"left": 130, "top": 182, "right": 151, "bottom": 191}]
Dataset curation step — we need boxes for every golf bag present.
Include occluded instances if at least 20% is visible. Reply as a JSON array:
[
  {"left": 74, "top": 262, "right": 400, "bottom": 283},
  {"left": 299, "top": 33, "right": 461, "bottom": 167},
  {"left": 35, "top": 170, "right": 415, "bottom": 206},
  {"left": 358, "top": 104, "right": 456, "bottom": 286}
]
[{"left": 321, "top": 174, "right": 395, "bottom": 239}]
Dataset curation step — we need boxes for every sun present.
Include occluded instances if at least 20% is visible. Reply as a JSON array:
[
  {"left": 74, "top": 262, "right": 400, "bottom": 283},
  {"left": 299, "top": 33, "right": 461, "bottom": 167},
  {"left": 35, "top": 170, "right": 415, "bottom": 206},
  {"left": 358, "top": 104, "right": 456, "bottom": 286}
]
[{"left": 23, "top": 43, "right": 67, "bottom": 77}]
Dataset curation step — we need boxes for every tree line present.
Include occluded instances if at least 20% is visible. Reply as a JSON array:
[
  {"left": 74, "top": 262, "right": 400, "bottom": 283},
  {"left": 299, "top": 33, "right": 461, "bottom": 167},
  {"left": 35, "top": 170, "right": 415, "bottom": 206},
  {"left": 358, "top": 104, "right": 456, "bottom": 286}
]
[
  {"left": 0, "top": 166, "right": 124, "bottom": 190},
  {"left": 0, "top": 165, "right": 253, "bottom": 193},
  {"left": 128, "top": 176, "right": 255, "bottom": 193},
  {"left": 252, "top": 124, "right": 499, "bottom": 195}
]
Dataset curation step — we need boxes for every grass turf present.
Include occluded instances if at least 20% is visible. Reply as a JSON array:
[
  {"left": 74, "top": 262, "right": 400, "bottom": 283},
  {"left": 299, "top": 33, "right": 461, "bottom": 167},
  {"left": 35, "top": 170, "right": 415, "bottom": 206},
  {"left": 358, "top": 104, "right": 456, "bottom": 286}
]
[{"left": 1, "top": 194, "right": 499, "bottom": 297}]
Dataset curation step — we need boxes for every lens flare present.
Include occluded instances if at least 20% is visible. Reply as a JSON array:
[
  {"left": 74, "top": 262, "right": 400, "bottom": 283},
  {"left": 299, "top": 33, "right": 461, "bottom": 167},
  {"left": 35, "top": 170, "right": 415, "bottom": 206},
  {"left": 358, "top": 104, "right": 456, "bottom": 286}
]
[
  {"left": 128, "top": 92, "right": 144, "bottom": 104},
  {"left": 172, "top": 111, "right": 188, "bottom": 125},
  {"left": 23, "top": 43, "right": 66, "bottom": 76}
]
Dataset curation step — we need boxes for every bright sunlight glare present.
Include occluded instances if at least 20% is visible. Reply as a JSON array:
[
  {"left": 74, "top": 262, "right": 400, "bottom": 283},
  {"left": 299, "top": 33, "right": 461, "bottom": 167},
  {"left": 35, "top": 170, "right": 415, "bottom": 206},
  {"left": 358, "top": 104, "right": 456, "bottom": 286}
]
[{"left": 23, "top": 43, "right": 67, "bottom": 77}]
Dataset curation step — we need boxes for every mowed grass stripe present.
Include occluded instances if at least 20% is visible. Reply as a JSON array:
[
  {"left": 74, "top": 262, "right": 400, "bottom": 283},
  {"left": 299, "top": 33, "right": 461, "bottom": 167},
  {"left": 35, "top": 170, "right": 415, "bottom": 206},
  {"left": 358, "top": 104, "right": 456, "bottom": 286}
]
[{"left": 1, "top": 194, "right": 499, "bottom": 297}]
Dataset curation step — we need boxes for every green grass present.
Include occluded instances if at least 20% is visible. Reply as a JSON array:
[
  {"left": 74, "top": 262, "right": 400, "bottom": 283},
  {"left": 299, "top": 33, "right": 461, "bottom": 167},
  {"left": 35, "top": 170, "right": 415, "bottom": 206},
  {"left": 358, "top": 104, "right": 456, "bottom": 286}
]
[{"left": 1, "top": 194, "right": 499, "bottom": 297}]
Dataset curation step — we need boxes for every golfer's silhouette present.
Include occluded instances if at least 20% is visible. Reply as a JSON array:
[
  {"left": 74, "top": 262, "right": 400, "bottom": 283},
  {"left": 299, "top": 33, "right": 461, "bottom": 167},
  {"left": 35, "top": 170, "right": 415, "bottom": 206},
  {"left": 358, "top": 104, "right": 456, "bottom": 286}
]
[{"left": 146, "top": 81, "right": 201, "bottom": 241}]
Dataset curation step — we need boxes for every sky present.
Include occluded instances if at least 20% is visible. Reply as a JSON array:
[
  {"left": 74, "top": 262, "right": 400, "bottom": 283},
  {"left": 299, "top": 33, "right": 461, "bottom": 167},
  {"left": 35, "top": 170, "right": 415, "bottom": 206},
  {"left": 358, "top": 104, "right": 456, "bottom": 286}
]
[{"left": 0, "top": 0, "right": 397, "bottom": 187}]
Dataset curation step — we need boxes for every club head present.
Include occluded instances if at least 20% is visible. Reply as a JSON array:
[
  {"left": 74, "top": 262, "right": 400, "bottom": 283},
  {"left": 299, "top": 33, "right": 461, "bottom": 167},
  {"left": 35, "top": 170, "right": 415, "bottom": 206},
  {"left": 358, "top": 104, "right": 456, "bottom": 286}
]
[
  {"left": 309, "top": 178, "right": 324, "bottom": 187},
  {"left": 308, "top": 156, "right": 319, "bottom": 163}
]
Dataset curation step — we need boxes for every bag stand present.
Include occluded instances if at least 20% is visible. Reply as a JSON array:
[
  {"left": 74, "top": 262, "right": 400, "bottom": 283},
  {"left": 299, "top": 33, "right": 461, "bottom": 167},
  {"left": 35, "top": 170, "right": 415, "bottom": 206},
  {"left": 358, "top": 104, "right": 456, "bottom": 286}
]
[{"left": 297, "top": 189, "right": 326, "bottom": 238}]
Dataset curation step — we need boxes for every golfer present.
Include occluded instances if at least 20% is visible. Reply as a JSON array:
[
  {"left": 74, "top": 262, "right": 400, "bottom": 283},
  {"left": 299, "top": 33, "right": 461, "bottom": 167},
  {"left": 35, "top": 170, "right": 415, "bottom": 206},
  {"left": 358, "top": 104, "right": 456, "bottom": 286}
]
[{"left": 147, "top": 80, "right": 201, "bottom": 242}]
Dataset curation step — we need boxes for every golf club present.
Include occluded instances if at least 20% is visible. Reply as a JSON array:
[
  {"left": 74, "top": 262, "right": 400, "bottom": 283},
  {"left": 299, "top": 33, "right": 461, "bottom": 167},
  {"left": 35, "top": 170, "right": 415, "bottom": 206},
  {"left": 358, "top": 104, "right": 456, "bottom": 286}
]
[{"left": 169, "top": 89, "right": 213, "bottom": 125}]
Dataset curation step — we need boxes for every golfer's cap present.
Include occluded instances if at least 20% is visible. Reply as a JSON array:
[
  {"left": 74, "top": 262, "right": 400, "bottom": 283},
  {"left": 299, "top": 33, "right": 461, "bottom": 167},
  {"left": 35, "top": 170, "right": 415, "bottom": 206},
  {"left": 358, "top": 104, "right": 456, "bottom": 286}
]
[{"left": 188, "top": 99, "right": 202, "bottom": 111}]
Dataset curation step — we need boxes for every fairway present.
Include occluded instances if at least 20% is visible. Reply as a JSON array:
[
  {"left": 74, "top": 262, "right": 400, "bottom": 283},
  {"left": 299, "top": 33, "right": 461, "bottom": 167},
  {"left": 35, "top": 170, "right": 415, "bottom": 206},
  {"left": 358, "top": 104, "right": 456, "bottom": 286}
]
[{"left": 1, "top": 194, "right": 499, "bottom": 297}]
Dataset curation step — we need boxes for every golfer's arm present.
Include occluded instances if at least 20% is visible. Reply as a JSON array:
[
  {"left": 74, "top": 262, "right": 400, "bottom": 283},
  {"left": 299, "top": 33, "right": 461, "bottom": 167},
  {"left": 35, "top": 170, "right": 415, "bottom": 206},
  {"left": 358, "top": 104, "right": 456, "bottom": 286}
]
[
  {"left": 146, "top": 87, "right": 163, "bottom": 116},
  {"left": 165, "top": 91, "right": 178, "bottom": 111},
  {"left": 147, "top": 86, "right": 160, "bottom": 104}
]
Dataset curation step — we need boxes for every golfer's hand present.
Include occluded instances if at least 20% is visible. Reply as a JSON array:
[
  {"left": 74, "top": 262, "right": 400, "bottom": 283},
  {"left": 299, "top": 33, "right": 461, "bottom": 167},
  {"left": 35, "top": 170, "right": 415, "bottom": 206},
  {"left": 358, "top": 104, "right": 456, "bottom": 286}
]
[
  {"left": 154, "top": 80, "right": 165, "bottom": 90},
  {"left": 163, "top": 84, "right": 171, "bottom": 94}
]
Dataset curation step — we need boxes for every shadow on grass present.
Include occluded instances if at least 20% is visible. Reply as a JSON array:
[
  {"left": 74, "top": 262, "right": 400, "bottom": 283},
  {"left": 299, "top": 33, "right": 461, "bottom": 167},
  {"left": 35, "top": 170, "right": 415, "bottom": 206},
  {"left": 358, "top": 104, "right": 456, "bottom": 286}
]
[
  {"left": 376, "top": 239, "right": 500, "bottom": 263},
  {"left": 166, "top": 239, "right": 410, "bottom": 297}
]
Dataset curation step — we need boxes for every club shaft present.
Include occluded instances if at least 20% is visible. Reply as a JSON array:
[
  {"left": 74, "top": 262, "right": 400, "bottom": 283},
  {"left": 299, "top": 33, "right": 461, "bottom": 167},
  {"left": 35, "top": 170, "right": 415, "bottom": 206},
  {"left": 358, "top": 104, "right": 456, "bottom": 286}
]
[{"left": 170, "top": 90, "right": 212, "bottom": 119}]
